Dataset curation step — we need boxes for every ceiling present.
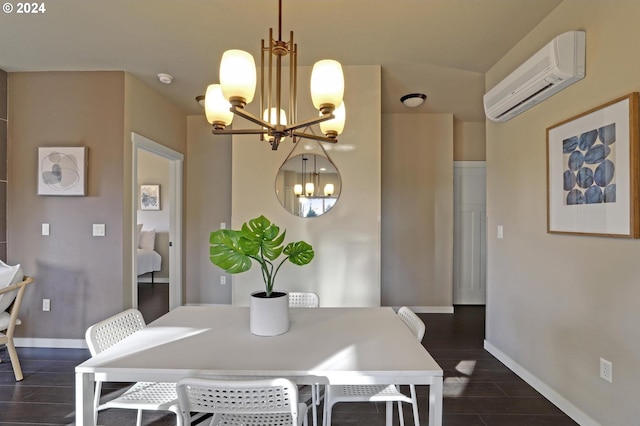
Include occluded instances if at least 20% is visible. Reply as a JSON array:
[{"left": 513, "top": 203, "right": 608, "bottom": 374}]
[{"left": 0, "top": 0, "right": 563, "bottom": 122}]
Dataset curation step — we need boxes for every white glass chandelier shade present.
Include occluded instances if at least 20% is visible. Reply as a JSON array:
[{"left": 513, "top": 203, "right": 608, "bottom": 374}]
[
  {"left": 319, "top": 101, "right": 346, "bottom": 137},
  {"left": 324, "top": 183, "right": 335, "bottom": 196},
  {"left": 324, "top": 183, "right": 335, "bottom": 197},
  {"left": 204, "top": 84, "right": 234, "bottom": 128},
  {"left": 294, "top": 184, "right": 303, "bottom": 196},
  {"left": 305, "top": 182, "right": 315, "bottom": 197},
  {"left": 310, "top": 59, "right": 345, "bottom": 113},
  {"left": 263, "top": 108, "right": 287, "bottom": 141},
  {"left": 219, "top": 50, "right": 257, "bottom": 106}
]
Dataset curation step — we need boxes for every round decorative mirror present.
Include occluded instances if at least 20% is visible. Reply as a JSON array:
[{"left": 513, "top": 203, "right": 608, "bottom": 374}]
[{"left": 275, "top": 153, "right": 341, "bottom": 217}]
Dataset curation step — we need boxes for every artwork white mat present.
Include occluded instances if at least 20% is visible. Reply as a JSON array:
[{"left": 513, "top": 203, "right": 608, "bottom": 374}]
[
  {"left": 547, "top": 93, "right": 639, "bottom": 237},
  {"left": 37, "top": 147, "right": 87, "bottom": 196}
]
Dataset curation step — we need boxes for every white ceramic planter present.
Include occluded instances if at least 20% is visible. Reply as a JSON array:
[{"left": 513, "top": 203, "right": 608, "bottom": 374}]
[{"left": 249, "top": 291, "right": 290, "bottom": 336}]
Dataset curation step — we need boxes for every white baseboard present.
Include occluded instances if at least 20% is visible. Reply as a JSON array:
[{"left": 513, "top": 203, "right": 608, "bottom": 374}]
[
  {"left": 15, "top": 337, "right": 87, "bottom": 349},
  {"left": 393, "top": 306, "right": 454, "bottom": 313},
  {"left": 484, "top": 340, "right": 600, "bottom": 426}
]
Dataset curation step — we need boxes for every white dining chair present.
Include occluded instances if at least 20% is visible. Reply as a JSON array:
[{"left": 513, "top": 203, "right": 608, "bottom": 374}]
[
  {"left": 323, "top": 306, "right": 426, "bottom": 426},
  {"left": 85, "top": 308, "right": 181, "bottom": 426},
  {"left": 289, "top": 291, "right": 321, "bottom": 426},
  {"left": 177, "top": 377, "right": 308, "bottom": 426},
  {"left": 289, "top": 291, "right": 320, "bottom": 308}
]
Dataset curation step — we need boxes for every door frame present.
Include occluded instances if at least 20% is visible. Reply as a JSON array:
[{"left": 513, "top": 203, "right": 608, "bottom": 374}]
[{"left": 131, "top": 132, "right": 184, "bottom": 310}]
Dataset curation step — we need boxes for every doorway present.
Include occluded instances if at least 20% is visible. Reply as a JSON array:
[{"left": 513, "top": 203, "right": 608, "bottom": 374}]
[
  {"left": 131, "top": 132, "right": 183, "bottom": 312},
  {"left": 453, "top": 161, "right": 487, "bottom": 304}
]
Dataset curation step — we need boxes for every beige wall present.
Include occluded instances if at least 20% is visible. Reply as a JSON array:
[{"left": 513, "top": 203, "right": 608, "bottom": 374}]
[
  {"left": 381, "top": 113, "right": 454, "bottom": 307},
  {"left": 6, "top": 71, "right": 186, "bottom": 341},
  {"left": 230, "top": 65, "right": 382, "bottom": 307},
  {"left": 485, "top": 2, "right": 640, "bottom": 424},
  {"left": 8, "top": 72, "right": 126, "bottom": 338},
  {"left": 123, "top": 73, "right": 186, "bottom": 306},
  {"left": 184, "top": 115, "right": 232, "bottom": 304},
  {"left": 454, "top": 121, "right": 486, "bottom": 161}
]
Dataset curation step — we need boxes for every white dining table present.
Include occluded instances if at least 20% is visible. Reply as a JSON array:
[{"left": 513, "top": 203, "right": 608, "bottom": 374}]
[{"left": 75, "top": 305, "right": 443, "bottom": 426}]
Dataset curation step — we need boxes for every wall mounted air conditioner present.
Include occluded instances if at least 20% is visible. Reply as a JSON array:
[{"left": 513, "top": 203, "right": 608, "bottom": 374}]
[{"left": 484, "top": 30, "right": 586, "bottom": 122}]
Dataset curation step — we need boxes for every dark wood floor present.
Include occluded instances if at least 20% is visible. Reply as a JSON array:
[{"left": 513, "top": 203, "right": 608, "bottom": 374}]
[{"left": 0, "top": 289, "right": 577, "bottom": 425}]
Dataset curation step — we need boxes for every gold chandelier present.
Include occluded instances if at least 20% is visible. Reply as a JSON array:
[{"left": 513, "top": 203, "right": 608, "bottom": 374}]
[{"left": 203, "top": 0, "right": 346, "bottom": 150}]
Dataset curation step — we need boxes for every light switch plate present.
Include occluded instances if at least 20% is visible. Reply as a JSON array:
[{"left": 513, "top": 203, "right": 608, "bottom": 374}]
[
  {"left": 93, "top": 224, "right": 106, "bottom": 236},
  {"left": 42, "top": 223, "right": 50, "bottom": 236}
]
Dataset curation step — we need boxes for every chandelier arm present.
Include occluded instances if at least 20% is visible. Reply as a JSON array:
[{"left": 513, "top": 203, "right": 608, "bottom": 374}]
[
  {"left": 230, "top": 106, "right": 276, "bottom": 131},
  {"left": 291, "top": 131, "right": 338, "bottom": 143},
  {"left": 213, "top": 129, "right": 269, "bottom": 135},
  {"left": 284, "top": 113, "right": 334, "bottom": 132}
]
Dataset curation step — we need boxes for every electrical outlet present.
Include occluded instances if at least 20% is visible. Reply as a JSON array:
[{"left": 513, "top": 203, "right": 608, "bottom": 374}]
[
  {"left": 600, "top": 358, "right": 613, "bottom": 383},
  {"left": 220, "top": 276, "right": 226, "bottom": 285},
  {"left": 42, "top": 299, "right": 51, "bottom": 312}
]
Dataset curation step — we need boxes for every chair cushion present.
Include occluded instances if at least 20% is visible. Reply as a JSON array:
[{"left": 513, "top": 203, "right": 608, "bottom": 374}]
[
  {"left": 0, "top": 311, "right": 20, "bottom": 332},
  {"left": 0, "top": 261, "right": 23, "bottom": 313}
]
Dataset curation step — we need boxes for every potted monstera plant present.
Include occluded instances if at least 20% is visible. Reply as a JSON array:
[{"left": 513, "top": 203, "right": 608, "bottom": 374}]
[{"left": 209, "top": 215, "right": 314, "bottom": 336}]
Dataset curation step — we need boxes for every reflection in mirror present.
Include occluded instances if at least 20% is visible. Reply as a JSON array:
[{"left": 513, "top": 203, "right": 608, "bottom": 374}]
[{"left": 275, "top": 154, "right": 341, "bottom": 217}]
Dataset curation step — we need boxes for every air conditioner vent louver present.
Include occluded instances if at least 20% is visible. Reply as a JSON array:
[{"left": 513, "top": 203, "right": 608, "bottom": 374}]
[{"left": 484, "top": 31, "right": 586, "bottom": 122}]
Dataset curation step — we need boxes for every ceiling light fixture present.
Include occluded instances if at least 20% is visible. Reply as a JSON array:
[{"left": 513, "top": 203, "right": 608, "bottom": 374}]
[
  {"left": 203, "top": 0, "right": 346, "bottom": 150},
  {"left": 400, "top": 93, "right": 427, "bottom": 108}
]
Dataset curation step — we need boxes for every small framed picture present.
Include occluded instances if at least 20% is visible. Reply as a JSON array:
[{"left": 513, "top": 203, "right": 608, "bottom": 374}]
[
  {"left": 140, "top": 184, "right": 160, "bottom": 210},
  {"left": 547, "top": 93, "right": 640, "bottom": 237},
  {"left": 38, "top": 147, "right": 87, "bottom": 196}
]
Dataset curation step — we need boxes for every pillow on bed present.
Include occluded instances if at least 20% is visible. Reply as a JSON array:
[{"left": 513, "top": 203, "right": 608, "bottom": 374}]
[
  {"left": 138, "top": 229, "right": 156, "bottom": 250},
  {"left": 0, "top": 260, "right": 24, "bottom": 313}
]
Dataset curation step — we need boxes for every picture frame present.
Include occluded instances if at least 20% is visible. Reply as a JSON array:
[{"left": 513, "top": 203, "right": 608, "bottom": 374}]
[
  {"left": 37, "top": 147, "right": 87, "bottom": 196},
  {"left": 546, "top": 92, "right": 640, "bottom": 237},
  {"left": 140, "top": 184, "right": 160, "bottom": 210}
]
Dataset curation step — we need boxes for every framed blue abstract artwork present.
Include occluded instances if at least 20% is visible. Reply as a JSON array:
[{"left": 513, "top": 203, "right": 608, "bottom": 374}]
[{"left": 547, "top": 92, "right": 639, "bottom": 237}]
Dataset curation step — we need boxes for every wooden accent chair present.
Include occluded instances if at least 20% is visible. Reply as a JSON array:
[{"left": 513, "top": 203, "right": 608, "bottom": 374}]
[{"left": 0, "top": 276, "right": 35, "bottom": 381}]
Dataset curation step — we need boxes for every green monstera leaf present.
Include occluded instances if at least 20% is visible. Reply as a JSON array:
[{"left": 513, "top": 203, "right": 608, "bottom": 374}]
[
  {"left": 209, "top": 215, "right": 315, "bottom": 297},
  {"left": 240, "top": 216, "right": 285, "bottom": 261},
  {"left": 284, "top": 241, "right": 314, "bottom": 266},
  {"left": 209, "top": 229, "right": 252, "bottom": 273}
]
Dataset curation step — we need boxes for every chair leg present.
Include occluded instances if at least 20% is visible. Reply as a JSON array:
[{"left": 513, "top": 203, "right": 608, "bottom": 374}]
[
  {"left": 397, "top": 400, "right": 405, "bottom": 426},
  {"left": 136, "top": 408, "right": 143, "bottom": 426},
  {"left": 385, "top": 401, "right": 393, "bottom": 426},
  {"left": 323, "top": 395, "right": 333, "bottom": 426},
  {"left": 311, "top": 384, "right": 317, "bottom": 426},
  {"left": 6, "top": 339, "right": 23, "bottom": 381},
  {"left": 410, "top": 385, "right": 420, "bottom": 426}
]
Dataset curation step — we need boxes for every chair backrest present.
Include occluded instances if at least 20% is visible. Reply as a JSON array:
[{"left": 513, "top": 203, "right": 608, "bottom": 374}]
[
  {"left": 177, "top": 377, "right": 300, "bottom": 424},
  {"left": 289, "top": 292, "right": 319, "bottom": 308},
  {"left": 397, "top": 306, "right": 426, "bottom": 342},
  {"left": 85, "top": 308, "right": 146, "bottom": 356},
  {"left": 0, "top": 276, "right": 34, "bottom": 336}
]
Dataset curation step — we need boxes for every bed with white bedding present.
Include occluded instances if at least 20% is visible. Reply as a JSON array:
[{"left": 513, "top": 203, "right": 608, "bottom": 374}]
[
  {"left": 137, "top": 226, "right": 162, "bottom": 283},
  {"left": 137, "top": 248, "right": 162, "bottom": 276}
]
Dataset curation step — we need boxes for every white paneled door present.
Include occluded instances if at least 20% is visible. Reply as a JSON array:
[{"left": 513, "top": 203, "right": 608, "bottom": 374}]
[{"left": 453, "top": 162, "right": 486, "bottom": 305}]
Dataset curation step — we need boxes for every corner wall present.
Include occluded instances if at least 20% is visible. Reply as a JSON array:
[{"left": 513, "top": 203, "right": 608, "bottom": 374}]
[
  {"left": 381, "top": 113, "right": 454, "bottom": 307},
  {"left": 485, "top": 2, "right": 640, "bottom": 424},
  {"left": 8, "top": 72, "right": 126, "bottom": 339}
]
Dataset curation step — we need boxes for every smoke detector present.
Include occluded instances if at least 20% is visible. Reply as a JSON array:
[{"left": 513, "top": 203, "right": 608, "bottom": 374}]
[{"left": 157, "top": 73, "right": 174, "bottom": 84}]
